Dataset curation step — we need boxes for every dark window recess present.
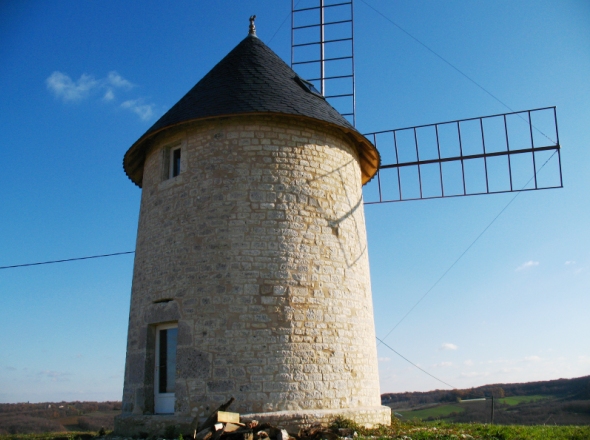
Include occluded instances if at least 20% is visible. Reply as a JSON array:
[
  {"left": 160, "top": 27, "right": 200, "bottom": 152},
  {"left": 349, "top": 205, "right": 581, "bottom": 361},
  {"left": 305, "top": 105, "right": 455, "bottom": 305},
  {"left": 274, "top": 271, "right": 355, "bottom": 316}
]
[
  {"left": 171, "top": 148, "right": 181, "bottom": 177},
  {"left": 294, "top": 76, "right": 324, "bottom": 98},
  {"left": 158, "top": 327, "right": 178, "bottom": 393},
  {"left": 153, "top": 298, "right": 173, "bottom": 304}
]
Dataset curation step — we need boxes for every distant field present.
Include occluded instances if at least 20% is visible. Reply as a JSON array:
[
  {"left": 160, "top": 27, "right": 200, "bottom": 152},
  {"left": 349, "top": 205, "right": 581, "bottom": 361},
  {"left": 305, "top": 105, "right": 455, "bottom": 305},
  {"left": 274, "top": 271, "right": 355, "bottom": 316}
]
[
  {"left": 395, "top": 395, "right": 555, "bottom": 422},
  {"left": 498, "top": 395, "right": 549, "bottom": 405},
  {"left": 397, "top": 403, "right": 464, "bottom": 420}
]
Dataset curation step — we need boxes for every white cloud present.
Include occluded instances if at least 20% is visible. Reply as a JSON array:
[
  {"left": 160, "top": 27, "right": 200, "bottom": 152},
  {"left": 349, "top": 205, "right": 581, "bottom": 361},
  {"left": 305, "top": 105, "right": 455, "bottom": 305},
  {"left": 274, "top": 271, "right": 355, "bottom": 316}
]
[
  {"left": 107, "top": 71, "right": 133, "bottom": 89},
  {"left": 565, "top": 261, "right": 576, "bottom": 265},
  {"left": 441, "top": 343, "right": 458, "bottom": 351},
  {"left": 46, "top": 71, "right": 99, "bottom": 101},
  {"left": 460, "top": 371, "right": 489, "bottom": 378},
  {"left": 103, "top": 89, "right": 115, "bottom": 102},
  {"left": 516, "top": 260, "right": 539, "bottom": 271},
  {"left": 464, "top": 359, "right": 474, "bottom": 366},
  {"left": 38, "top": 370, "right": 72, "bottom": 382},
  {"left": 524, "top": 355, "right": 541, "bottom": 362},
  {"left": 433, "top": 361, "right": 453, "bottom": 368},
  {"left": 486, "top": 358, "right": 511, "bottom": 365},
  {"left": 103, "top": 71, "right": 134, "bottom": 101},
  {"left": 46, "top": 71, "right": 151, "bottom": 120},
  {"left": 378, "top": 357, "right": 391, "bottom": 363},
  {"left": 121, "top": 99, "right": 155, "bottom": 121}
]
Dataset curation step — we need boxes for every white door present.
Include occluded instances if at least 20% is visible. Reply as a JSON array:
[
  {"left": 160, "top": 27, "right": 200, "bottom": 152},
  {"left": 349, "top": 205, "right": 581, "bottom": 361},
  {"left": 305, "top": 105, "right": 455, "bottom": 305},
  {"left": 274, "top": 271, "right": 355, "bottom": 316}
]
[{"left": 155, "top": 323, "right": 178, "bottom": 414}]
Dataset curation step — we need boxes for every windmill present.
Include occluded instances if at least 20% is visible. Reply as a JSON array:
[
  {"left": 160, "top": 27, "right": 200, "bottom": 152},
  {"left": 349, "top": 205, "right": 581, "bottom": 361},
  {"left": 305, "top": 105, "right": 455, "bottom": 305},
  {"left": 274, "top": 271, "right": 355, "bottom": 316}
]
[{"left": 115, "top": 2, "right": 563, "bottom": 436}]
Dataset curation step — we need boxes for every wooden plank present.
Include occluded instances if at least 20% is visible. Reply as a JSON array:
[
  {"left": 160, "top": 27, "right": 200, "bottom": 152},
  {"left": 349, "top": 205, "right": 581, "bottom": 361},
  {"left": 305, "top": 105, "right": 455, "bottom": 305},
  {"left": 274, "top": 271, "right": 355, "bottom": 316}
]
[
  {"left": 191, "top": 396, "right": 235, "bottom": 433},
  {"left": 222, "top": 423, "right": 242, "bottom": 433},
  {"left": 217, "top": 411, "right": 240, "bottom": 424}
]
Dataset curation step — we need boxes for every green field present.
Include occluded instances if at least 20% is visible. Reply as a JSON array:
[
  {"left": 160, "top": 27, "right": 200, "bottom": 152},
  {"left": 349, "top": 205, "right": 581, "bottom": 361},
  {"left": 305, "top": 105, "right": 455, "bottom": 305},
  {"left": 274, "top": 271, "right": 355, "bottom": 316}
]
[
  {"left": 397, "top": 403, "right": 464, "bottom": 420},
  {"left": 497, "top": 395, "right": 549, "bottom": 405},
  {"left": 396, "top": 395, "right": 552, "bottom": 421}
]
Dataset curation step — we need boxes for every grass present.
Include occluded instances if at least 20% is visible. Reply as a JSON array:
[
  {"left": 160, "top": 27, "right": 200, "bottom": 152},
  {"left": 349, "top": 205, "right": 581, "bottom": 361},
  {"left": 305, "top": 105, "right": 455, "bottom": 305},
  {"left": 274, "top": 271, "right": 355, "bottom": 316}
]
[
  {"left": 397, "top": 404, "right": 464, "bottom": 419},
  {"left": 332, "top": 417, "right": 590, "bottom": 440},
  {"left": 497, "top": 395, "right": 549, "bottom": 406},
  {"left": 0, "top": 432, "right": 96, "bottom": 440},
  {"left": 2, "top": 419, "right": 590, "bottom": 440},
  {"left": 393, "top": 395, "right": 554, "bottom": 422}
]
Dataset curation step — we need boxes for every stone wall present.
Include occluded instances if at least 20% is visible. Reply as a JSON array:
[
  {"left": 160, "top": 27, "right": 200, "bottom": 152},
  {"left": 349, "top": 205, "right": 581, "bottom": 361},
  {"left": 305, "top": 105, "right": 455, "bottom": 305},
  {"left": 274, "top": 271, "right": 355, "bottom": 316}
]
[{"left": 117, "top": 115, "right": 388, "bottom": 433}]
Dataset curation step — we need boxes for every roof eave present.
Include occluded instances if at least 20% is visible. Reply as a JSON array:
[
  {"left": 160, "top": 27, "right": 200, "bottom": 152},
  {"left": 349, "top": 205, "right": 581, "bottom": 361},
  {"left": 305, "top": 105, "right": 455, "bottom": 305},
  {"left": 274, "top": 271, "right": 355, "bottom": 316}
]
[{"left": 123, "top": 113, "right": 380, "bottom": 188}]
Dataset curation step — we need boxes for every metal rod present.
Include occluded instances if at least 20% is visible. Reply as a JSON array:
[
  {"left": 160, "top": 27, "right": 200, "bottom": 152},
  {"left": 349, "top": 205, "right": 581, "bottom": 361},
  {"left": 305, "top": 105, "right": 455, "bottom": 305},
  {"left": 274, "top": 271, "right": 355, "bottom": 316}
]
[
  {"left": 491, "top": 395, "right": 495, "bottom": 425},
  {"left": 363, "top": 184, "right": 563, "bottom": 205},
  {"left": 307, "top": 74, "right": 353, "bottom": 81},
  {"left": 504, "top": 114, "right": 513, "bottom": 191},
  {"left": 435, "top": 124, "right": 444, "bottom": 197},
  {"left": 481, "top": 117, "right": 489, "bottom": 193},
  {"left": 394, "top": 131, "right": 402, "bottom": 200},
  {"left": 351, "top": 0, "right": 356, "bottom": 126},
  {"left": 458, "top": 122, "right": 467, "bottom": 195},
  {"left": 291, "top": 0, "right": 295, "bottom": 68},
  {"left": 324, "top": 93, "right": 354, "bottom": 99},
  {"left": 293, "top": 55, "right": 352, "bottom": 65},
  {"left": 320, "top": 0, "right": 325, "bottom": 96},
  {"left": 366, "top": 106, "right": 557, "bottom": 135},
  {"left": 374, "top": 134, "right": 383, "bottom": 202},
  {"left": 557, "top": 149, "right": 563, "bottom": 187},
  {"left": 293, "top": 19, "right": 352, "bottom": 30},
  {"left": 528, "top": 111, "right": 538, "bottom": 189},
  {"left": 414, "top": 127, "right": 423, "bottom": 199},
  {"left": 378, "top": 145, "right": 560, "bottom": 169},
  {"left": 554, "top": 107, "right": 560, "bottom": 146},
  {"left": 293, "top": 2, "right": 351, "bottom": 12},
  {"left": 292, "top": 37, "right": 352, "bottom": 47},
  {"left": 553, "top": 107, "right": 564, "bottom": 187}
]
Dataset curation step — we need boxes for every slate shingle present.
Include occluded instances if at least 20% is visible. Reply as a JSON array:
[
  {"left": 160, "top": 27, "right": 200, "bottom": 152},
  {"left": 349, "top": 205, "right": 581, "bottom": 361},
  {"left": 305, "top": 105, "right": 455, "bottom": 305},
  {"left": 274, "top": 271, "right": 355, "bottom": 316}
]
[{"left": 123, "top": 34, "right": 379, "bottom": 187}]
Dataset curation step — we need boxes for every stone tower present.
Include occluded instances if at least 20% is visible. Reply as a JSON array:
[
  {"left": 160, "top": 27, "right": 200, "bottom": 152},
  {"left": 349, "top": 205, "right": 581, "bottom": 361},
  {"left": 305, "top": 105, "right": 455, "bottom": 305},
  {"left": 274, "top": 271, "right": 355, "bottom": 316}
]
[{"left": 115, "top": 24, "right": 390, "bottom": 436}]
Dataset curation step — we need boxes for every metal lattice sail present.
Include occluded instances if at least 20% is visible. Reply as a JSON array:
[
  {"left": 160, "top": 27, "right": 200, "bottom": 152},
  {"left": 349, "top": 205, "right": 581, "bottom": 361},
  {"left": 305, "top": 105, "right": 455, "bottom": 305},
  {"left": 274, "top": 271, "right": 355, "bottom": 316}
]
[{"left": 291, "top": 1, "right": 563, "bottom": 203}]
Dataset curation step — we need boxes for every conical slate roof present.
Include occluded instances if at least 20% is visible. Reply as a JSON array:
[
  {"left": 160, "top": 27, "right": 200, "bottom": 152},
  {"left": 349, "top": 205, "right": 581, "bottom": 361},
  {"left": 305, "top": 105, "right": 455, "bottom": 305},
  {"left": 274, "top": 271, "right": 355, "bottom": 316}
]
[{"left": 123, "top": 33, "right": 380, "bottom": 187}]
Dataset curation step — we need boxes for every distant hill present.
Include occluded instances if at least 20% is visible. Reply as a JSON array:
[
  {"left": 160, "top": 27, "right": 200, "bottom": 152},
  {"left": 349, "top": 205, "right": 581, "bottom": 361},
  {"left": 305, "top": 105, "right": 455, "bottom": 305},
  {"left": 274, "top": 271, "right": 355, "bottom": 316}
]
[
  {"left": 0, "top": 401, "right": 121, "bottom": 435},
  {"left": 381, "top": 375, "right": 590, "bottom": 425}
]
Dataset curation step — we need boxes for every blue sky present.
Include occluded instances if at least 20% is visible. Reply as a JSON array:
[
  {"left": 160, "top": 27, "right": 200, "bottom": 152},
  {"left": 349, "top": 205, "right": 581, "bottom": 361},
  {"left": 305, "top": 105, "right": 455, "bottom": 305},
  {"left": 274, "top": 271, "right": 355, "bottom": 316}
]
[{"left": 1, "top": 0, "right": 588, "bottom": 403}]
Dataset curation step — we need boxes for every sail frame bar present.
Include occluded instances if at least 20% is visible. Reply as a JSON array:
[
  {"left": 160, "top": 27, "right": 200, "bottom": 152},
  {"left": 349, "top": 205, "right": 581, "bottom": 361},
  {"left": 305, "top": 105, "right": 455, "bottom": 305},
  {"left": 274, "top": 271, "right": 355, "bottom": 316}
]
[
  {"left": 291, "top": 0, "right": 356, "bottom": 126},
  {"left": 364, "top": 107, "right": 562, "bottom": 204}
]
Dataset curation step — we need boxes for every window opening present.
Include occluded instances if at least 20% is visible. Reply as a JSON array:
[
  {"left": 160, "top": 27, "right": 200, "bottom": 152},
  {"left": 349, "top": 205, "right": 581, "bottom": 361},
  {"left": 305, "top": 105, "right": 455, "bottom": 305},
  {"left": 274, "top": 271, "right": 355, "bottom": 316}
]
[
  {"left": 170, "top": 147, "right": 181, "bottom": 178},
  {"left": 294, "top": 76, "right": 324, "bottom": 98}
]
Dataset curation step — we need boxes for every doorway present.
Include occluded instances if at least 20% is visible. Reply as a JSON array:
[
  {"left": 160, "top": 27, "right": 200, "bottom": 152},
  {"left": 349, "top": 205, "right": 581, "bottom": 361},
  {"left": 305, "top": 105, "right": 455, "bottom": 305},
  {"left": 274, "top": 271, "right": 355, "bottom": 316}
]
[{"left": 154, "top": 323, "right": 178, "bottom": 414}]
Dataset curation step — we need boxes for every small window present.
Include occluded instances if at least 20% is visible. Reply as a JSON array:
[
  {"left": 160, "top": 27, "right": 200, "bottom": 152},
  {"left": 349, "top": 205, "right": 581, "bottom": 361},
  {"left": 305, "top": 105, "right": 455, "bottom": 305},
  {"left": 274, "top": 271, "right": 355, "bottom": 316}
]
[
  {"left": 170, "top": 147, "right": 181, "bottom": 178},
  {"left": 294, "top": 75, "right": 324, "bottom": 99}
]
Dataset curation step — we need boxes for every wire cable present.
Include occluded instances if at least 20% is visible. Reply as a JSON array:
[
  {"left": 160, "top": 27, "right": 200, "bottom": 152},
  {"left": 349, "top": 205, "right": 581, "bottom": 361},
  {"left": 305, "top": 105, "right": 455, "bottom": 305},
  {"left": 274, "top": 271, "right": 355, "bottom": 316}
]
[
  {"left": 0, "top": 251, "right": 135, "bottom": 270},
  {"left": 376, "top": 336, "right": 455, "bottom": 389},
  {"left": 378, "top": 150, "right": 559, "bottom": 344},
  {"left": 359, "top": 0, "right": 514, "bottom": 113},
  {"left": 359, "top": 0, "right": 556, "bottom": 144},
  {"left": 268, "top": 1, "right": 301, "bottom": 44}
]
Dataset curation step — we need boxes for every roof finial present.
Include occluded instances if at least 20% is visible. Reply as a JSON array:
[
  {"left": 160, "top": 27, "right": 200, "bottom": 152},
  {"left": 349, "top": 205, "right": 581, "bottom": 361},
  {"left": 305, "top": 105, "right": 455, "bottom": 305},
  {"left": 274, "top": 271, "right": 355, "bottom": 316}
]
[{"left": 249, "top": 15, "right": 257, "bottom": 36}]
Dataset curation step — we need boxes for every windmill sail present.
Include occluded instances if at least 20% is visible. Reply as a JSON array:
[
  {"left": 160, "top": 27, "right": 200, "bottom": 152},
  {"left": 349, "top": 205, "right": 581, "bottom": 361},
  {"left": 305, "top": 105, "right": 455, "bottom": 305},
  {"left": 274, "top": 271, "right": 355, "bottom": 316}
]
[
  {"left": 291, "top": 0, "right": 356, "bottom": 126},
  {"left": 291, "top": 3, "right": 563, "bottom": 203},
  {"left": 363, "top": 107, "right": 562, "bottom": 203}
]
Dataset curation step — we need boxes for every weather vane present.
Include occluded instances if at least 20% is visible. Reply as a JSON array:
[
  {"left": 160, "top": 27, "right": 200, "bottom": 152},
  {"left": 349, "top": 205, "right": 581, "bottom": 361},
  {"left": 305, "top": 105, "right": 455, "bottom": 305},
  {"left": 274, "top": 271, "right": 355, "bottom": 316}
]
[{"left": 249, "top": 15, "right": 256, "bottom": 36}]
